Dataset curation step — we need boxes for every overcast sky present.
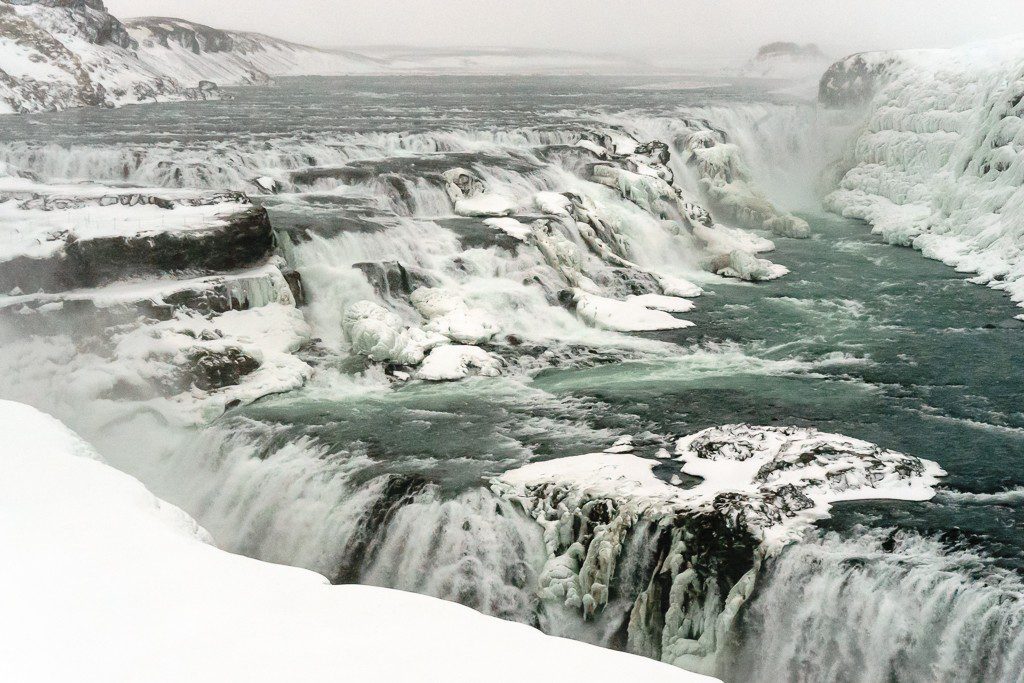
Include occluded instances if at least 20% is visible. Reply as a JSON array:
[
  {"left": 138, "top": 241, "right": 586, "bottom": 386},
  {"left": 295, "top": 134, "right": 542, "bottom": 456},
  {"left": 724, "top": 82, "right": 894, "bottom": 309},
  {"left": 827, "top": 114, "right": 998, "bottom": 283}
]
[{"left": 105, "top": 0, "right": 1024, "bottom": 60}]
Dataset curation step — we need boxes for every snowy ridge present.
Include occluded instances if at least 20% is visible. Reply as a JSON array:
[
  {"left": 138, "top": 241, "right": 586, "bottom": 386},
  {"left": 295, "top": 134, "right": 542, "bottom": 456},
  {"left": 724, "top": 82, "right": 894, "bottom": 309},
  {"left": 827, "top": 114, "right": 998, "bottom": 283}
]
[
  {"left": 823, "top": 36, "right": 1024, "bottom": 310},
  {"left": 0, "top": 0, "right": 217, "bottom": 112},
  {"left": 0, "top": 399, "right": 716, "bottom": 682},
  {"left": 126, "top": 17, "right": 383, "bottom": 85}
]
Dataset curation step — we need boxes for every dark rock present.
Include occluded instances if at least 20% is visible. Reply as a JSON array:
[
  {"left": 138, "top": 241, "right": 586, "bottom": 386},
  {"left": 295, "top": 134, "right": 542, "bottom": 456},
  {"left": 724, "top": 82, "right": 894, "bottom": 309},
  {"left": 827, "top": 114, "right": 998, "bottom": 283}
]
[
  {"left": 0, "top": 206, "right": 274, "bottom": 293},
  {"left": 819, "top": 52, "right": 903, "bottom": 109},
  {"left": 353, "top": 261, "right": 438, "bottom": 299},
  {"left": 187, "top": 347, "right": 260, "bottom": 391}
]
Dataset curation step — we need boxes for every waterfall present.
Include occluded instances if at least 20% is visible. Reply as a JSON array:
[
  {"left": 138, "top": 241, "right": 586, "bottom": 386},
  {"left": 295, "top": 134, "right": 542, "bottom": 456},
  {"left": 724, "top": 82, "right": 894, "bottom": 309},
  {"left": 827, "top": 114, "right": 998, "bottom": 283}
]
[
  {"left": 722, "top": 529, "right": 1024, "bottom": 682},
  {"left": 123, "top": 416, "right": 548, "bottom": 624}
]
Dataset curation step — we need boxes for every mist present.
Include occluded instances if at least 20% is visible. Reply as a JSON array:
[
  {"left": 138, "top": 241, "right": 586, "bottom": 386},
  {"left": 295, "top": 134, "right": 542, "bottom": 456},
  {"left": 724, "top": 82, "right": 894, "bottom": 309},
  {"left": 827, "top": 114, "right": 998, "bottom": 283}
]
[{"left": 105, "top": 0, "right": 1024, "bottom": 62}]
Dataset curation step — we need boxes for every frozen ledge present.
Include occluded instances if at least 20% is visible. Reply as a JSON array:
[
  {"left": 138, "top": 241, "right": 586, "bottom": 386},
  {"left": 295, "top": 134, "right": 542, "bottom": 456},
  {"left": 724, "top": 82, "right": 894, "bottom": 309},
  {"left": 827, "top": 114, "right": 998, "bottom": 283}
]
[
  {"left": 0, "top": 400, "right": 716, "bottom": 683},
  {"left": 499, "top": 424, "right": 944, "bottom": 547}
]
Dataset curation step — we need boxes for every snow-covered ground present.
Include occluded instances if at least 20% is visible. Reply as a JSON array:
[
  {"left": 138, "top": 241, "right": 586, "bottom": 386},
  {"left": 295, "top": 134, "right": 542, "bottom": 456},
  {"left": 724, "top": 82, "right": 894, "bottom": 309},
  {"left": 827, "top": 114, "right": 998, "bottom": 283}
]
[
  {"left": 824, "top": 36, "right": 1024, "bottom": 313},
  {"left": 0, "top": 399, "right": 717, "bottom": 682}
]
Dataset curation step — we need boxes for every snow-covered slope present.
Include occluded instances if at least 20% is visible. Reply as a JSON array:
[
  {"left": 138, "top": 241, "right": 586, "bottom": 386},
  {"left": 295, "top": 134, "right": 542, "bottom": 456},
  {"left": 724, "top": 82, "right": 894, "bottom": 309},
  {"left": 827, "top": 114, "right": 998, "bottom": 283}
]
[
  {"left": 823, "top": 37, "right": 1024, "bottom": 312},
  {"left": 126, "top": 17, "right": 384, "bottom": 85},
  {"left": 0, "top": 0, "right": 216, "bottom": 112},
  {"left": 0, "top": 398, "right": 717, "bottom": 683},
  {"left": 0, "top": 1, "right": 384, "bottom": 113}
]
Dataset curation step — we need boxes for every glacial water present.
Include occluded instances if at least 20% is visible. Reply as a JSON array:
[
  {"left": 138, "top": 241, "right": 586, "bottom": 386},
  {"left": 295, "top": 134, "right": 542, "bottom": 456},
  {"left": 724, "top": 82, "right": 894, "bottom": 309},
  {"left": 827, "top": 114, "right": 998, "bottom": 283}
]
[{"left": 2, "top": 76, "right": 1022, "bottom": 681}]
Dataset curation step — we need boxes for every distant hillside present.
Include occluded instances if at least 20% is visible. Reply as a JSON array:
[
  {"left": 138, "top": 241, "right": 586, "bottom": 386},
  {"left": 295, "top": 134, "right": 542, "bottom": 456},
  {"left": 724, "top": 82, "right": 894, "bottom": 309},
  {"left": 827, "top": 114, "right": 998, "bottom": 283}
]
[
  {"left": 126, "top": 17, "right": 385, "bottom": 86},
  {"left": 740, "top": 42, "right": 832, "bottom": 80},
  {"left": 0, "top": 1, "right": 651, "bottom": 114}
]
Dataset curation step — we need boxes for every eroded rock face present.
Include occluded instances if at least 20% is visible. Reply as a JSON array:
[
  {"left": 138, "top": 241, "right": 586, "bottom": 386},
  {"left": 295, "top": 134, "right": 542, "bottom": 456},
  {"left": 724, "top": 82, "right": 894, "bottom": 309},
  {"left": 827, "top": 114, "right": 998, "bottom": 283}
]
[{"left": 353, "top": 261, "right": 438, "bottom": 300}]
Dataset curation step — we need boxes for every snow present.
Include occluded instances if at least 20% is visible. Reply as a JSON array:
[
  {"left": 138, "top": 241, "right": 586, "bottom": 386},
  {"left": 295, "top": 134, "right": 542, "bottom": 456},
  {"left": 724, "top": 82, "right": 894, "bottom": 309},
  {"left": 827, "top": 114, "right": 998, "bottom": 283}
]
[
  {"left": 824, "top": 36, "right": 1024, "bottom": 310},
  {"left": 0, "top": 399, "right": 716, "bottom": 683},
  {"left": 411, "top": 287, "right": 500, "bottom": 345},
  {"left": 417, "top": 344, "right": 502, "bottom": 381},
  {"left": 484, "top": 216, "right": 532, "bottom": 240},
  {"left": 656, "top": 274, "right": 704, "bottom": 297},
  {"left": 573, "top": 289, "right": 694, "bottom": 331},
  {"left": 0, "top": 196, "right": 245, "bottom": 260},
  {"left": 626, "top": 293, "right": 697, "bottom": 313},
  {"left": 499, "top": 424, "right": 945, "bottom": 548},
  {"left": 454, "top": 193, "right": 516, "bottom": 217}
]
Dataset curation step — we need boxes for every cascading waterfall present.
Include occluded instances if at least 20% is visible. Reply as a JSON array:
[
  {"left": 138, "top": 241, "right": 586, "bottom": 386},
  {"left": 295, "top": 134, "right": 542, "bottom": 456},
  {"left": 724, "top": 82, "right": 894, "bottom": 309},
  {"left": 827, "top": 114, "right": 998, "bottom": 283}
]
[
  {"left": 129, "top": 417, "right": 548, "bottom": 625},
  {"left": 722, "top": 529, "right": 1024, "bottom": 682},
  {"left": 6, "top": 80, "right": 1019, "bottom": 682}
]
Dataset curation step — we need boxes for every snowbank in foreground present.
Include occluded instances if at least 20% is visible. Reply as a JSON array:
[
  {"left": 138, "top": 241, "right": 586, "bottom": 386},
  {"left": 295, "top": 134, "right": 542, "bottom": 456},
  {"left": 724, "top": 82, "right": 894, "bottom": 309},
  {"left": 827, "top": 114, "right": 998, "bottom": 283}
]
[
  {"left": 0, "top": 400, "right": 715, "bottom": 683},
  {"left": 824, "top": 37, "right": 1024, "bottom": 311}
]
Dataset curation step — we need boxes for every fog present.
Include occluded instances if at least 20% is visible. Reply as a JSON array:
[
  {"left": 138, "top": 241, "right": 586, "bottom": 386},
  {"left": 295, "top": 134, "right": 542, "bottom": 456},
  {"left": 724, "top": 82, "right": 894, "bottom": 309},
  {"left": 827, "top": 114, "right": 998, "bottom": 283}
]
[{"left": 105, "top": 0, "right": 1024, "bottom": 61}]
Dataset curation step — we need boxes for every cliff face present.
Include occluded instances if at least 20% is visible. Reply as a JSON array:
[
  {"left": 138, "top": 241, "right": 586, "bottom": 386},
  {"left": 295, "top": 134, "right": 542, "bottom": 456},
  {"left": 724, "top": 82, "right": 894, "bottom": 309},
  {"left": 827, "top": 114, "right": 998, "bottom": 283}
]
[
  {"left": 822, "top": 38, "right": 1024, "bottom": 312},
  {"left": 817, "top": 51, "right": 905, "bottom": 108}
]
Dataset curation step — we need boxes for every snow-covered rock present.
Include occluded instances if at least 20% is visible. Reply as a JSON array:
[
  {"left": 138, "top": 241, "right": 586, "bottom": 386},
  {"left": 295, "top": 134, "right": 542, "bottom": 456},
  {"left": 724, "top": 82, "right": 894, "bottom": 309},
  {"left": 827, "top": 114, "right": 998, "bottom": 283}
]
[
  {"left": 0, "top": 185, "right": 268, "bottom": 293},
  {"left": 443, "top": 168, "right": 515, "bottom": 217},
  {"left": 483, "top": 216, "right": 531, "bottom": 240},
  {"left": 823, "top": 37, "right": 1024, "bottom": 309},
  {"left": 342, "top": 300, "right": 441, "bottom": 365},
  {"left": 0, "top": 399, "right": 716, "bottom": 683},
  {"left": 454, "top": 193, "right": 516, "bottom": 217},
  {"left": 411, "top": 287, "right": 500, "bottom": 345},
  {"left": 573, "top": 289, "right": 693, "bottom": 331},
  {"left": 493, "top": 425, "right": 943, "bottom": 673},
  {"left": 711, "top": 249, "right": 789, "bottom": 282},
  {"left": 501, "top": 423, "right": 943, "bottom": 548},
  {"left": 417, "top": 344, "right": 502, "bottom": 381},
  {"left": 656, "top": 274, "right": 704, "bottom": 298},
  {"left": 626, "top": 293, "right": 696, "bottom": 313}
]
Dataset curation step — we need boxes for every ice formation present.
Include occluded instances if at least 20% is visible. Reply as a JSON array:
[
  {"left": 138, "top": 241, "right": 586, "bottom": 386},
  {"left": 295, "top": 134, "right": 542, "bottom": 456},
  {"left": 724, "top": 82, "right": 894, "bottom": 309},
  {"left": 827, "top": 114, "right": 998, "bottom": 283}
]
[
  {"left": 494, "top": 424, "right": 943, "bottom": 672},
  {"left": 411, "top": 287, "right": 501, "bottom": 345},
  {"left": 417, "top": 344, "right": 502, "bottom": 381},
  {"left": 823, "top": 37, "right": 1024, "bottom": 310},
  {"left": 342, "top": 300, "right": 440, "bottom": 366}
]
